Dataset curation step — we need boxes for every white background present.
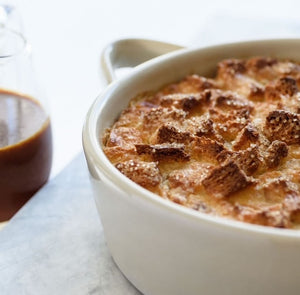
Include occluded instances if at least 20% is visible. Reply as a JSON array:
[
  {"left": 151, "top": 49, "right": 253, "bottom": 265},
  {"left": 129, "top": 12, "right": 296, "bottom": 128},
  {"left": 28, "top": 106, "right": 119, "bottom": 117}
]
[{"left": 13, "top": 0, "right": 300, "bottom": 176}]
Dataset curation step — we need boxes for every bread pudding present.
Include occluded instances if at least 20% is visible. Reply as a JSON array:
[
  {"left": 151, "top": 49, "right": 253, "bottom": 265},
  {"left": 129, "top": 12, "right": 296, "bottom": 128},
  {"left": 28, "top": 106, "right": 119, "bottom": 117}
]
[{"left": 103, "top": 57, "right": 300, "bottom": 229}]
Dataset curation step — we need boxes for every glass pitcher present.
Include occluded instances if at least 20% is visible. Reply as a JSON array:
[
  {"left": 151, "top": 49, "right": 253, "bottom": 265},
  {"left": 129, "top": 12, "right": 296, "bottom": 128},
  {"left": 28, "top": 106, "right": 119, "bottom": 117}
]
[{"left": 0, "top": 27, "right": 52, "bottom": 221}]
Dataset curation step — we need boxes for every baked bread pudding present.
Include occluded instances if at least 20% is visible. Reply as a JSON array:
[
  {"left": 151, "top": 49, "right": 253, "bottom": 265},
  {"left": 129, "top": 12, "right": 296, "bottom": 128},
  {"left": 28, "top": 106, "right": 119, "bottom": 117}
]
[{"left": 103, "top": 57, "right": 300, "bottom": 229}]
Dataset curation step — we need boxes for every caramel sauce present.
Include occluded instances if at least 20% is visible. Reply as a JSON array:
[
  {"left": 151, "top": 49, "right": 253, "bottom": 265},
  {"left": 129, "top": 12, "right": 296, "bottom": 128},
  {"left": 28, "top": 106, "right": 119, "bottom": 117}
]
[{"left": 0, "top": 89, "right": 52, "bottom": 221}]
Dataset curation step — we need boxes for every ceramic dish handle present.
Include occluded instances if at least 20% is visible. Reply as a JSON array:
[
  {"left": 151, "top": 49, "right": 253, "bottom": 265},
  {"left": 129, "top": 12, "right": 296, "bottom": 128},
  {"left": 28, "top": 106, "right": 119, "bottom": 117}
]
[{"left": 101, "top": 38, "right": 184, "bottom": 83}]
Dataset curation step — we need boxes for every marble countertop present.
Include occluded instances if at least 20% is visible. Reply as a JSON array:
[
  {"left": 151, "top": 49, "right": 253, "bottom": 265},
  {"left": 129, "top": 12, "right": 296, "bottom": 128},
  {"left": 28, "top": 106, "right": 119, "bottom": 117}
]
[{"left": 0, "top": 153, "right": 142, "bottom": 295}]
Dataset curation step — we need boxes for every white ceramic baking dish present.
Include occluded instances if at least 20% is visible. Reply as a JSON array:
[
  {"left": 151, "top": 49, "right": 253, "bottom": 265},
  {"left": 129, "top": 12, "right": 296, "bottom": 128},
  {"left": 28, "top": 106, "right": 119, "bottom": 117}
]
[{"left": 83, "top": 38, "right": 300, "bottom": 295}]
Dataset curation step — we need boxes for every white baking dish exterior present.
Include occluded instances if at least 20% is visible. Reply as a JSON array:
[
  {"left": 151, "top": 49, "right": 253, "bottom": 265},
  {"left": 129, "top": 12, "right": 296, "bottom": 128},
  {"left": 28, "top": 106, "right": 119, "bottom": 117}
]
[{"left": 83, "top": 39, "right": 300, "bottom": 295}]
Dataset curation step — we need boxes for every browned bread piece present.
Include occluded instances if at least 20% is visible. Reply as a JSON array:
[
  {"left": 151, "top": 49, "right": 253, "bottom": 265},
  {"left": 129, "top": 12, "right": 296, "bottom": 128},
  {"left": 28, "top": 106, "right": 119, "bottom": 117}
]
[
  {"left": 264, "top": 110, "right": 300, "bottom": 144},
  {"left": 202, "top": 160, "right": 254, "bottom": 198},
  {"left": 135, "top": 143, "right": 190, "bottom": 162},
  {"left": 115, "top": 160, "right": 161, "bottom": 190}
]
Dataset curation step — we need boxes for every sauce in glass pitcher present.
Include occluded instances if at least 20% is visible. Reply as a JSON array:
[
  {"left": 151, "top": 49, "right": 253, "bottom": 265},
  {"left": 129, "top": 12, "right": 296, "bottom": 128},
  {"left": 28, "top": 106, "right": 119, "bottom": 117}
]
[{"left": 0, "top": 89, "right": 52, "bottom": 221}]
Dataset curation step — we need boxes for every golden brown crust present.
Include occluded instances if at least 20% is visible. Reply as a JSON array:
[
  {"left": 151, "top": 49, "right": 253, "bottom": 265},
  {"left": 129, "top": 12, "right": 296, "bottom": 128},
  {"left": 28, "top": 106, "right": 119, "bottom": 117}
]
[
  {"left": 264, "top": 110, "right": 300, "bottom": 144},
  {"left": 232, "top": 124, "right": 259, "bottom": 150},
  {"left": 192, "top": 136, "right": 225, "bottom": 160},
  {"left": 212, "top": 90, "right": 254, "bottom": 112},
  {"left": 167, "top": 162, "right": 213, "bottom": 192},
  {"left": 159, "top": 93, "right": 203, "bottom": 112},
  {"left": 103, "top": 56, "right": 300, "bottom": 229},
  {"left": 217, "top": 145, "right": 261, "bottom": 176},
  {"left": 156, "top": 123, "right": 191, "bottom": 144},
  {"left": 115, "top": 160, "right": 161, "bottom": 190},
  {"left": 105, "top": 127, "right": 143, "bottom": 147},
  {"left": 135, "top": 143, "right": 190, "bottom": 162},
  {"left": 264, "top": 140, "right": 288, "bottom": 168},
  {"left": 265, "top": 76, "right": 298, "bottom": 101},
  {"left": 162, "top": 75, "right": 218, "bottom": 94},
  {"left": 202, "top": 161, "right": 254, "bottom": 198},
  {"left": 209, "top": 108, "right": 250, "bottom": 141}
]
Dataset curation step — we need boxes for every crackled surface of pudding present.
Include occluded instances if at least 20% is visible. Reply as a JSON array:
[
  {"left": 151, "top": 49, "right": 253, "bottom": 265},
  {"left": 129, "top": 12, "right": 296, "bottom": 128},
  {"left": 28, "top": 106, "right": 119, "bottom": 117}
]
[{"left": 103, "top": 57, "right": 300, "bottom": 228}]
